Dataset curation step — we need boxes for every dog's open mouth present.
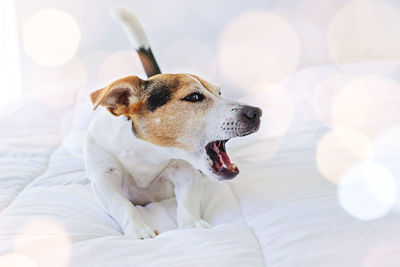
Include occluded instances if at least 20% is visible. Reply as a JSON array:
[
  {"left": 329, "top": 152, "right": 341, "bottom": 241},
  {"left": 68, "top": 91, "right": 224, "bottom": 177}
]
[{"left": 205, "top": 140, "right": 239, "bottom": 180}]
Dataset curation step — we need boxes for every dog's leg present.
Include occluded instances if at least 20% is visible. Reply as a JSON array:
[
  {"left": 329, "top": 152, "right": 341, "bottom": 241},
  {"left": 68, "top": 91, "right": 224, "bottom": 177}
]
[
  {"left": 84, "top": 138, "right": 158, "bottom": 239},
  {"left": 164, "top": 160, "right": 210, "bottom": 228}
]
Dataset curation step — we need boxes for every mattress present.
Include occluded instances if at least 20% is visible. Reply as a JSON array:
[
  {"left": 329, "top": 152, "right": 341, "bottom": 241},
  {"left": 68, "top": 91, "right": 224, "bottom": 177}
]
[{"left": 0, "top": 62, "right": 399, "bottom": 267}]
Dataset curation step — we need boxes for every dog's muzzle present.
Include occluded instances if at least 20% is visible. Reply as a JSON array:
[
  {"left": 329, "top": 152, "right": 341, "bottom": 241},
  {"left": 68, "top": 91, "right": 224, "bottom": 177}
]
[
  {"left": 205, "top": 105, "right": 262, "bottom": 180},
  {"left": 239, "top": 105, "right": 262, "bottom": 136}
]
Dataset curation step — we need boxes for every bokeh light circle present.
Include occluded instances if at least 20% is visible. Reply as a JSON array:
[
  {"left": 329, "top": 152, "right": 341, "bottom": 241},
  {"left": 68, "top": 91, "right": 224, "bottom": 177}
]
[
  {"left": 332, "top": 75, "right": 400, "bottom": 138},
  {"left": 338, "top": 162, "right": 397, "bottom": 221},
  {"left": 313, "top": 73, "right": 350, "bottom": 127},
  {"left": 23, "top": 9, "right": 81, "bottom": 67},
  {"left": 316, "top": 126, "right": 372, "bottom": 184},
  {"left": 0, "top": 253, "right": 37, "bottom": 267},
  {"left": 328, "top": 1, "right": 400, "bottom": 65},
  {"left": 218, "top": 11, "right": 301, "bottom": 88},
  {"left": 243, "top": 81, "right": 295, "bottom": 139},
  {"left": 14, "top": 217, "right": 71, "bottom": 267},
  {"left": 332, "top": 76, "right": 371, "bottom": 129},
  {"left": 372, "top": 126, "right": 400, "bottom": 212},
  {"left": 315, "top": 74, "right": 400, "bottom": 139},
  {"left": 372, "top": 126, "right": 400, "bottom": 164}
]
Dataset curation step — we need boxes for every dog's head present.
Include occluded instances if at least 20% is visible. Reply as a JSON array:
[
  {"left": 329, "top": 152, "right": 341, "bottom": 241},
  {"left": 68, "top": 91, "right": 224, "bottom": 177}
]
[{"left": 90, "top": 74, "right": 261, "bottom": 181}]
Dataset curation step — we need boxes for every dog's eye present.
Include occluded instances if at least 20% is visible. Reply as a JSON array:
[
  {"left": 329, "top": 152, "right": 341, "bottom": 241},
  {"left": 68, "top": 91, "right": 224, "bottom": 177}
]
[{"left": 182, "top": 92, "right": 204, "bottom": 102}]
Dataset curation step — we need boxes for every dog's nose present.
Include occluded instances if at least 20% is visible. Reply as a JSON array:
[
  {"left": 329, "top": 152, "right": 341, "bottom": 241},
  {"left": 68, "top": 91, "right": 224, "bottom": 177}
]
[{"left": 241, "top": 106, "right": 262, "bottom": 122}]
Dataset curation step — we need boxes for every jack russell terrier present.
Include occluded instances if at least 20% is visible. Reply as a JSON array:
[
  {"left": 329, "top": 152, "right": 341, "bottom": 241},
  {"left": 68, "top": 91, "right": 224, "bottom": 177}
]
[{"left": 84, "top": 7, "right": 262, "bottom": 239}]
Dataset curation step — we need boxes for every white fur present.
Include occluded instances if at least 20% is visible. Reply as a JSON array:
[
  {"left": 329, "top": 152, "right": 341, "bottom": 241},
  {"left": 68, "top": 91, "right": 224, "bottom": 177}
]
[
  {"left": 84, "top": 87, "right": 245, "bottom": 239},
  {"left": 84, "top": 109, "right": 212, "bottom": 238},
  {"left": 110, "top": 7, "right": 150, "bottom": 49},
  {"left": 84, "top": 10, "right": 257, "bottom": 239}
]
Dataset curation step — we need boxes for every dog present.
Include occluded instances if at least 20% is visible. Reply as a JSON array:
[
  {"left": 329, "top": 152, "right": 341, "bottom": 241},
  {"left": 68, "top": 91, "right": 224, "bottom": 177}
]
[{"left": 84, "top": 7, "right": 262, "bottom": 239}]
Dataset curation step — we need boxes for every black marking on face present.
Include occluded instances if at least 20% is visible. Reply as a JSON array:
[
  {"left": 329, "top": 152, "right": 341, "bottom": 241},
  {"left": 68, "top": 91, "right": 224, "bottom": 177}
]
[{"left": 146, "top": 87, "right": 172, "bottom": 111}]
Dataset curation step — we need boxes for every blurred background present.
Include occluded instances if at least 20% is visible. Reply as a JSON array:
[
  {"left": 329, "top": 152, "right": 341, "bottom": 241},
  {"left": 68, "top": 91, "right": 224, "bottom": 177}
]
[
  {"left": 1, "top": 0, "right": 400, "bottom": 106},
  {"left": 1, "top": 0, "right": 400, "bottom": 222}
]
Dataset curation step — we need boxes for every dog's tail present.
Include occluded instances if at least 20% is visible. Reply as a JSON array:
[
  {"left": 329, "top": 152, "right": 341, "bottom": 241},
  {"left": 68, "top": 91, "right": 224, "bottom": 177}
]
[{"left": 110, "top": 7, "right": 161, "bottom": 77}]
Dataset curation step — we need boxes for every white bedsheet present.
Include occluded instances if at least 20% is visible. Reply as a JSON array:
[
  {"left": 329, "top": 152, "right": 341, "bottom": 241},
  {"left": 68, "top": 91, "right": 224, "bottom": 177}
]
[{"left": 0, "top": 62, "right": 399, "bottom": 267}]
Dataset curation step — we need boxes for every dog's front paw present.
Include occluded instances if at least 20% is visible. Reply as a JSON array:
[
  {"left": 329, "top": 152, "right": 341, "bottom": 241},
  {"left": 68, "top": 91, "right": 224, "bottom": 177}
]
[
  {"left": 178, "top": 216, "right": 210, "bottom": 229},
  {"left": 124, "top": 225, "right": 159, "bottom": 239}
]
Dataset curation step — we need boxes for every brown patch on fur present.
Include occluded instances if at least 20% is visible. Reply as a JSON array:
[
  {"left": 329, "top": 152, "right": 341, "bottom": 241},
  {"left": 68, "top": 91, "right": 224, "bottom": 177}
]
[
  {"left": 89, "top": 88, "right": 103, "bottom": 105},
  {"left": 127, "top": 74, "right": 213, "bottom": 149},
  {"left": 90, "top": 76, "right": 144, "bottom": 111},
  {"left": 106, "top": 101, "right": 145, "bottom": 117},
  {"left": 188, "top": 74, "right": 220, "bottom": 96},
  {"left": 93, "top": 73, "right": 217, "bottom": 149}
]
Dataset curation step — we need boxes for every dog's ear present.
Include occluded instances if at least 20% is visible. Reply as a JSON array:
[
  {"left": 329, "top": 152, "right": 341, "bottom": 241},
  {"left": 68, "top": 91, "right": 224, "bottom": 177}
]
[{"left": 90, "top": 76, "right": 144, "bottom": 116}]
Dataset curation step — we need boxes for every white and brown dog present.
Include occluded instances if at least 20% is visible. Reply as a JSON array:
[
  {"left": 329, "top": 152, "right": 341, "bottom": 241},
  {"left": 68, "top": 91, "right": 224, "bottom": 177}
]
[{"left": 84, "top": 8, "right": 262, "bottom": 239}]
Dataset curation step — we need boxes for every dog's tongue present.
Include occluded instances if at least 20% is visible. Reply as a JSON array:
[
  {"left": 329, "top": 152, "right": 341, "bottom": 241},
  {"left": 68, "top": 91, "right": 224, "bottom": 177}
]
[{"left": 212, "top": 142, "right": 232, "bottom": 169}]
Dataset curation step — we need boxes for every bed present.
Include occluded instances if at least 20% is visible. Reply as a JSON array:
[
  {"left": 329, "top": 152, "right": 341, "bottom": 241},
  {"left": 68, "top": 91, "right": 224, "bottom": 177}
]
[{"left": 0, "top": 61, "right": 399, "bottom": 267}]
